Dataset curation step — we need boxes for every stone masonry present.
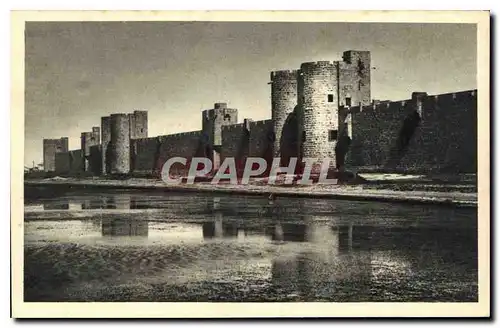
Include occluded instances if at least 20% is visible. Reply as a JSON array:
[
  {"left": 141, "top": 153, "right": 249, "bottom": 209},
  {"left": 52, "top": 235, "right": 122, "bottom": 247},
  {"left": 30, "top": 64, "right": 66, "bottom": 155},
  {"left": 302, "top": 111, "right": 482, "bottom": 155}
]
[
  {"left": 109, "top": 114, "right": 131, "bottom": 175},
  {"left": 47, "top": 49, "right": 478, "bottom": 176},
  {"left": 43, "top": 137, "right": 68, "bottom": 172},
  {"left": 270, "top": 70, "right": 298, "bottom": 164},
  {"left": 101, "top": 116, "right": 111, "bottom": 175},
  {"left": 298, "top": 61, "right": 338, "bottom": 172}
]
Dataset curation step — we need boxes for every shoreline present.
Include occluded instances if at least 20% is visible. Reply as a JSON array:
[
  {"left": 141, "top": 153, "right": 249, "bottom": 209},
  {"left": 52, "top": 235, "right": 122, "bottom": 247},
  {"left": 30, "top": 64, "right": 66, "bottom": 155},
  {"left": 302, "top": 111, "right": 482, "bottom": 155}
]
[{"left": 24, "top": 177, "right": 478, "bottom": 208}]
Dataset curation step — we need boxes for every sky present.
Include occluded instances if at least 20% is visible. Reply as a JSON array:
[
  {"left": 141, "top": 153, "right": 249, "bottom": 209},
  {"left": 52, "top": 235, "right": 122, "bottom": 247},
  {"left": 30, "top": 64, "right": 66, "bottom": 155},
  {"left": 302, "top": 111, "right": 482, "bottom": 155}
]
[{"left": 24, "top": 21, "right": 477, "bottom": 167}]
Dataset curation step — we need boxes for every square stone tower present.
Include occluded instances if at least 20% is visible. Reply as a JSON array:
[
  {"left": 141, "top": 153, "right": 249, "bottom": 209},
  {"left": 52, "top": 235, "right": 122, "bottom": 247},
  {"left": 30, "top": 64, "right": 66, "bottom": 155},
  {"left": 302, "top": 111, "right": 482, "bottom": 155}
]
[
  {"left": 43, "top": 137, "right": 69, "bottom": 172},
  {"left": 129, "top": 110, "right": 148, "bottom": 140},
  {"left": 81, "top": 127, "right": 100, "bottom": 172},
  {"left": 338, "top": 50, "right": 371, "bottom": 109},
  {"left": 202, "top": 103, "right": 238, "bottom": 170}
]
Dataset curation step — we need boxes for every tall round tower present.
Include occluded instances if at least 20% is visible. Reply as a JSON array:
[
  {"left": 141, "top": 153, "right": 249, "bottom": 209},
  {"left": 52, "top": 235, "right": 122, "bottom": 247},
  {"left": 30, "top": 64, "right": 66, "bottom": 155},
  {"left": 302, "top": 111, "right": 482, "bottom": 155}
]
[
  {"left": 297, "top": 61, "right": 338, "bottom": 172},
  {"left": 109, "top": 113, "right": 130, "bottom": 175},
  {"left": 270, "top": 70, "right": 298, "bottom": 164},
  {"left": 101, "top": 116, "right": 111, "bottom": 174}
]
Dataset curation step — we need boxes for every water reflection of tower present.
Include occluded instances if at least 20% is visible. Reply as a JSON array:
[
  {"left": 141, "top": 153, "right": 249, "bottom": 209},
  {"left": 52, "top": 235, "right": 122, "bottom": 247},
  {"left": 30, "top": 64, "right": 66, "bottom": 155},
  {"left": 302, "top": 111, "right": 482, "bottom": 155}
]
[
  {"left": 202, "top": 197, "right": 240, "bottom": 239},
  {"left": 101, "top": 194, "right": 148, "bottom": 236},
  {"left": 267, "top": 222, "right": 307, "bottom": 242},
  {"left": 105, "top": 194, "right": 132, "bottom": 209},
  {"left": 271, "top": 218, "right": 372, "bottom": 300},
  {"left": 264, "top": 194, "right": 295, "bottom": 242}
]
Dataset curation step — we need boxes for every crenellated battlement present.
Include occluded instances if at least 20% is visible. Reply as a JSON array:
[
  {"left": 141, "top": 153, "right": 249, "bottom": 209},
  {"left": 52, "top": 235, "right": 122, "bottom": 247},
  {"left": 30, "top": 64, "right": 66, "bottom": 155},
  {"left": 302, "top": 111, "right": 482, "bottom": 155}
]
[
  {"left": 222, "top": 123, "right": 245, "bottom": 131},
  {"left": 249, "top": 119, "right": 273, "bottom": 127},
  {"left": 345, "top": 89, "right": 478, "bottom": 117},
  {"left": 214, "top": 102, "right": 227, "bottom": 109},
  {"left": 270, "top": 69, "right": 298, "bottom": 81},
  {"left": 301, "top": 60, "right": 336, "bottom": 67},
  {"left": 48, "top": 49, "right": 478, "bottom": 177},
  {"left": 159, "top": 130, "right": 202, "bottom": 141},
  {"left": 202, "top": 106, "right": 238, "bottom": 118},
  {"left": 432, "top": 89, "right": 477, "bottom": 102},
  {"left": 132, "top": 136, "right": 158, "bottom": 143}
]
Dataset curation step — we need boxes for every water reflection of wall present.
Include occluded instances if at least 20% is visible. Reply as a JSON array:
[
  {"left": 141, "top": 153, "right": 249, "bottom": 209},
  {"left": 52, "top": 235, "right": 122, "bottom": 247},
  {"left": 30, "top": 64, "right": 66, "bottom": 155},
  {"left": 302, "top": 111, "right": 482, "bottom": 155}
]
[
  {"left": 43, "top": 199, "right": 84, "bottom": 210},
  {"left": 75, "top": 194, "right": 138, "bottom": 210},
  {"left": 42, "top": 194, "right": 152, "bottom": 237},
  {"left": 43, "top": 197, "right": 109, "bottom": 210},
  {"left": 43, "top": 202, "right": 70, "bottom": 210},
  {"left": 100, "top": 194, "right": 149, "bottom": 236},
  {"left": 81, "top": 198, "right": 106, "bottom": 210},
  {"left": 101, "top": 218, "right": 149, "bottom": 236},
  {"left": 202, "top": 197, "right": 266, "bottom": 239}
]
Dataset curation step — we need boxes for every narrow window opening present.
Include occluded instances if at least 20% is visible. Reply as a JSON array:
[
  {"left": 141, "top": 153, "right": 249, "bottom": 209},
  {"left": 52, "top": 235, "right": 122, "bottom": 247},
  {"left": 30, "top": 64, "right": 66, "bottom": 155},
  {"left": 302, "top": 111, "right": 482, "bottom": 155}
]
[
  {"left": 345, "top": 97, "right": 352, "bottom": 107},
  {"left": 328, "top": 130, "right": 338, "bottom": 141},
  {"left": 327, "top": 94, "right": 334, "bottom": 103},
  {"left": 224, "top": 114, "right": 231, "bottom": 121}
]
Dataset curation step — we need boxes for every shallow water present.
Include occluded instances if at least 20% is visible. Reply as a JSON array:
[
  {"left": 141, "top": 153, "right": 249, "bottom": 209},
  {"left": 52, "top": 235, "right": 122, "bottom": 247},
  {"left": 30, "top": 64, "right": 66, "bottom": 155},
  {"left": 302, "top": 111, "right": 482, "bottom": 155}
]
[{"left": 23, "top": 186, "right": 478, "bottom": 302}]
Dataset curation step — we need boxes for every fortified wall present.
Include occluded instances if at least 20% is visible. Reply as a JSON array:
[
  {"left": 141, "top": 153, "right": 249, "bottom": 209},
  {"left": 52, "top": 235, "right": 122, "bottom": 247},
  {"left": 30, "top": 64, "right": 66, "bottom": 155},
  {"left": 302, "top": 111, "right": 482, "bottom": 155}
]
[
  {"left": 343, "top": 90, "right": 477, "bottom": 173},
  {"left": 42, "top": 49, "right": 478, "bottom": 178}
]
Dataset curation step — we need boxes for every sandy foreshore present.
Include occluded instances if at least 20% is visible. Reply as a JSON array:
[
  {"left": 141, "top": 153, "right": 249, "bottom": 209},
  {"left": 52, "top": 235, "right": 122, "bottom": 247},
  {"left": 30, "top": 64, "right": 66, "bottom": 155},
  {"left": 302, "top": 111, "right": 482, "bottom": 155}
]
[{"left": 24, "top": 175, "right": 478, "bottom": 207}]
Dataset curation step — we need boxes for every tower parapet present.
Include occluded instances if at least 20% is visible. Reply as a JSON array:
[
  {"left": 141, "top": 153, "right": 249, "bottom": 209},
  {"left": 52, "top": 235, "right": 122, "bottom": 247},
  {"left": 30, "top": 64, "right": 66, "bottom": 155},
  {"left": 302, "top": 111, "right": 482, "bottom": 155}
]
[
  {"left": 202, "top": 103, "right": 238, "bottom": 170},
  {"left": 202, "top": 103, "right": 238, "bottom": 148}
]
